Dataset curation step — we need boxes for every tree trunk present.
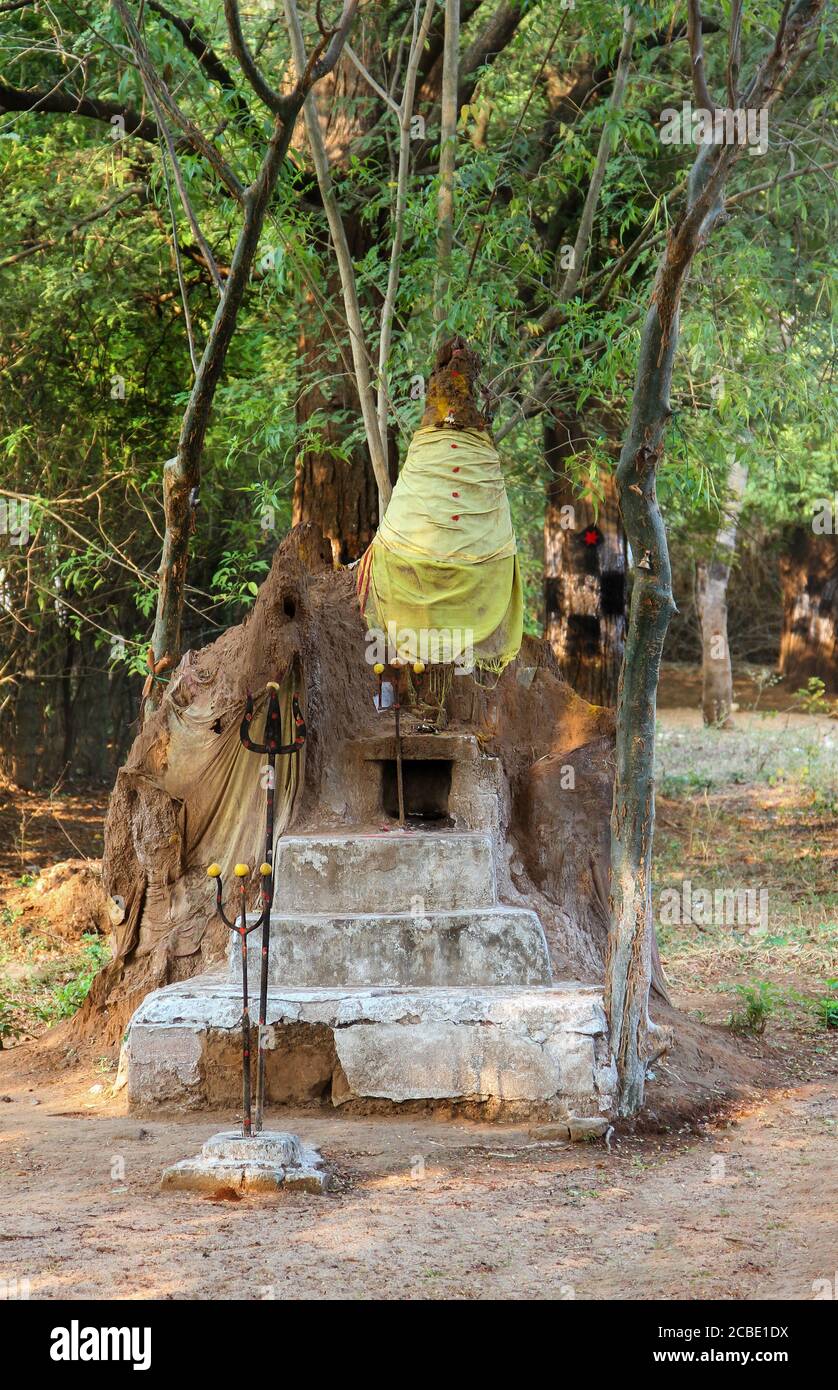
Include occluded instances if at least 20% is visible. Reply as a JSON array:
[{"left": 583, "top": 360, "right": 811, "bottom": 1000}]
[
  {"left": 292, "top": 208, "right": 393, "bottom": 563},
  {"left": 434, "top": 0, "right": 459, "bottom": 320},
  {"left": 696, "top": 457, "right": 748, "bottom": 726},
  {"left": 779, "top": 527, "right": 838, "bottom": 693},
  {"left": 544, "top": 416, "right": 626, "bottom": 707},
  {"left": 604, "top": 0, "right": 825, "bottom": 1116},
  {"left": 292, "top": 309, "right": 382, "bottom": 564}
]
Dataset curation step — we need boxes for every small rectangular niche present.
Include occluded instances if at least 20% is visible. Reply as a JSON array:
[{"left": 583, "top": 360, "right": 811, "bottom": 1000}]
[{"left": 380, "top": 758, "right": 453, "bottom": 821}]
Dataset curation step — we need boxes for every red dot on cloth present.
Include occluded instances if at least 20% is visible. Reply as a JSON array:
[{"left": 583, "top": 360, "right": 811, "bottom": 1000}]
[
  {"left": 451, "top": 515, "right": 460, "bottom": 521},
  {"left": 452, "top": 491, "right": 460, "bottom": 498},
  {"left": 452, "top": 466, "right": 460, "bottom": 472},
  {"left": 450, "top": 444, "right": 458, "bottom": 449}
]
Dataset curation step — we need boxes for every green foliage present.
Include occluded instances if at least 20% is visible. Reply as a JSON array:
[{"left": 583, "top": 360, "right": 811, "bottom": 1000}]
[
  {"left": 0, "top": 0, "right": 835, "bottom": 734},
  {"left": 812, "top": 980, "right": 838, "bottom": 1030},
  {"left": 792, "top": 678, "right": 838, "bottom": 718},
  {"left": 32, "top": 933, "right": 110, "bottom": 1022},
  {"left": 727, "top": 980, "right": 780, "bottom": 1036},
  {"left": 0, "top": 991, "right": 26, "bottom": 1045}
]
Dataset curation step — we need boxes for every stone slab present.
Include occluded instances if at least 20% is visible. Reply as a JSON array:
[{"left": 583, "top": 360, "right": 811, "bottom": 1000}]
[
  {"left": 229, "top": 905, "right": 552, "bottom": 988},
  {"left": 351, "top": 732, "right": 480, "bottom": 764},
  {"left": 126, "top": 978, "right": 615, "bottom": 1119},
  {"left": 272, "top": 831, "right": 496, "bottom": 914}
]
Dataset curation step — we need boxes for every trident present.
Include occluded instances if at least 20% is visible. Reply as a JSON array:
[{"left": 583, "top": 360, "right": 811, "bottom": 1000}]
[{"left": 207, "top": 682, "right": 306, "bottom": 1136}]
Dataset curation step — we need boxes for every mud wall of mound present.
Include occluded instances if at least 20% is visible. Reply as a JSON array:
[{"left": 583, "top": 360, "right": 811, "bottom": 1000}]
[{"left": 74, "top": 525, "right": 617, "bottom": 1046}]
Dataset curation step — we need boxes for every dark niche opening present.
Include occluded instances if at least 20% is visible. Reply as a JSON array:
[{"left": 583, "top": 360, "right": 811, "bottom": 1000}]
[
  {"left": 600, "top": 569, "right": 626, "bottom": 617},
  {"left": 567, "top": 612, "right": 601, "bottom": 655},
  {"left": 380, "top": 759, "right": 453, "bottom": 821}
]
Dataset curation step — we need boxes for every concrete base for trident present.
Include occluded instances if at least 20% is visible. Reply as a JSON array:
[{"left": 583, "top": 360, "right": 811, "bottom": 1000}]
[
  {"left": 162, "top": 684, "right": 328, "bottom": 1195},
  {"left": 162, "top": 1130, "right": 329, "bottom": 1195}
]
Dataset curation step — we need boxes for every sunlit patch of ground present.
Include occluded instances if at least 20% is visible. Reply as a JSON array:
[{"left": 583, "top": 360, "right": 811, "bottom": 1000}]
[{"left": 655, "top": 709, "right": 838, "bottom": 1081}]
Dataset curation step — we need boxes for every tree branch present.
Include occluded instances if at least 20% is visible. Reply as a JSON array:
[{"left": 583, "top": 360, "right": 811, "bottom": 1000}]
[
  {"left": 727, "top": 0, "right": 744, "bottom": 106},
  {"left": 558, "top": 6, "right": 636, "bottom": 304},
  {"left": 0, "top": 82, "right": 160, "bottom": 142},
  {"left": 283, "top": 0, "right": 392, "bottom": 509},
  {"left": 144, "top": 81, "right": 225, "bottom": 295},
  {"left": 223, "top": 0, "right": 288, "bottom": 115},
  {"left": 0, "top": 185, "right": 143, "bottom": 268},
  {"left": 345, "top": 41, "right": 402, "bottom": 117},
  {"left": 112, "top": 0, "right": 245, "bottom": 201},
  {"left": 378, "top": 0, "right": 438, "bottom": 456},
  {"left": 148, "top": 1, "right": 247, "bottom": 109},
  {"left": 687, "top": 0, "right": 718, "bottom": 112}
]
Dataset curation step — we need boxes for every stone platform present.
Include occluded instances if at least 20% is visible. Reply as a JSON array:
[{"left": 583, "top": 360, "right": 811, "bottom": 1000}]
[
  {"left": 127, "top": 979, "right": 615, "bottom": 1117},
  {"left": 124, "top": 765, "right": 615, "bottom": 1125}
]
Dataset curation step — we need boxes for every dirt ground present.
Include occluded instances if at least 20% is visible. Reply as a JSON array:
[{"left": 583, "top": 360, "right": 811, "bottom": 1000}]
[
  {"left": 1, "top": 682, "right": 836, "bottom": 1301},
  {"left": 0, "top": 1057, "right": 834, "bottom": 1301}
]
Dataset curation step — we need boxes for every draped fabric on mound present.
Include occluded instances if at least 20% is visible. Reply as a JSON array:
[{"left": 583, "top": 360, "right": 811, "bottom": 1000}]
[
  {"left": 105, "top": 670, "right": 300, "bottom": 984},
  {"left": 357, "top": 427, "right": 523, "bottom": 672}
]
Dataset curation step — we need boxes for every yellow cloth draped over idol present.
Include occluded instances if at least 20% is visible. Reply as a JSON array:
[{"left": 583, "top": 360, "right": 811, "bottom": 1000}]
[{"left": 357, "top": 425, "right": 523, "bottom": 673}]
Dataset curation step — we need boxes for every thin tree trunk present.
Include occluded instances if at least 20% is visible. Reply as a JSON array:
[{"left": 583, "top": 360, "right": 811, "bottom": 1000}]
[
  {"left": 119, "top": 0, "right": 360, "bottom": 685},
  {"left": 285, "top": 3, "right": 392, "bottom": 513},
  {"left": 558, "top": 6, "right": 636, "bottom": 303},
  {"left": 149, "top": 116, "right": 296, "bottom": 674},
  {"left": 605, "top": 0, "right": 825, "bottom": 1116},
  {"left": 434, "top": 0, "right": 459, "bottom": 321},
  {"left": 696, "top": 457, "right": 748, "bottom": 726},
  {"left": 377, "top": 0, "right": 438, "bottom": 459}
]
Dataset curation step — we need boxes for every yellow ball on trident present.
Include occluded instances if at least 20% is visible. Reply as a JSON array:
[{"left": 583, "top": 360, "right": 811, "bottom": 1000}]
[
  {"left": 206, "top": 863, "right": 221, "bottom": 879},
  {"left": 373, "top": 663, "right": 385, "bottom": 675},
  {"left": 233, "top": 863, "right": 249, "bottom": 878},
  {"left": 413, "top": 661, "right": 425, "bottom": 674},
  {"left": 259, "top": 862, "right": 272, "bottom": 876}
]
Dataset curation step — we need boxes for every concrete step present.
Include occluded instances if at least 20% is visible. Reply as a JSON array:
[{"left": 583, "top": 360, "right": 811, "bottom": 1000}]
[
  {"left": 229, "top": 906, "right": 552, "bottom": 988},
  {"left": 125, "top": 978, "right": 615, "bottom": 1121},
  {"left": 272, "top": 830, "right": 496, "bottom": 915}
]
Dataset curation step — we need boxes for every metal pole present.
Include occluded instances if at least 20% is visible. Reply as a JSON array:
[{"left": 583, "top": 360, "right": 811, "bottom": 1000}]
[
  {"left": 394, "top": 676, "right": 405, "bottom": 827},
  {"left": 207, "top": 861, "right": 257, "bottom": 1139},
  {"left": 236, "top": 866, "right": 252, "bottom": 1137},
  {"left": 255, "top": 683, "right": 279, "bottom": 1134}
]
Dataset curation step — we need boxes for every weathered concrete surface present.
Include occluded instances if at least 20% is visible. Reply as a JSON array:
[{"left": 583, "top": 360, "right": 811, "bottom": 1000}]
[
  {"left": 161, "top": 1129, "right": 328, "bottom": 1194},
  {"left": 230, "top": 906, "right": 552, "bottom": 988},
  {"left": 126, "top": 979, "right": 615, "bottom": 1119},
  {"left": 273, "top": 831, "right": 496, "bottom": 914}
]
